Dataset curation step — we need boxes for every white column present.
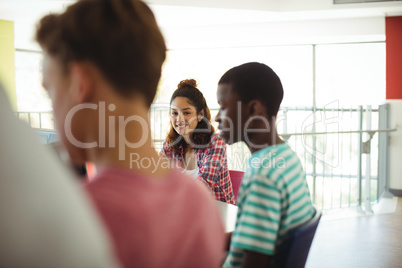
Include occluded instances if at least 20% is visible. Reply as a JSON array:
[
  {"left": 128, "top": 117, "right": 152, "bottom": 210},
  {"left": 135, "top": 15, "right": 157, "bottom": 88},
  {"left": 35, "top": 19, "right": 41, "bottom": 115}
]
[{"left": 387, "top": 100, "right": 402, "bottom": 192}]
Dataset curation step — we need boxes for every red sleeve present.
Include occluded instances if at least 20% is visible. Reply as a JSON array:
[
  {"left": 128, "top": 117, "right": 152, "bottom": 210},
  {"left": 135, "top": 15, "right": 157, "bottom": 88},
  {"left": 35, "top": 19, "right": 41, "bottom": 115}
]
[
  {"left": 161, "top": 140, "right": 184, "bottom": 168},
  {"left": 197, "top": 134, "right": 235, "bottom": 204},
  {"left": 198, "top": 135, "right": 226, "bottom": 186},
  {"left": 160, "top": 141, "right": 170, "bottom": 158}
]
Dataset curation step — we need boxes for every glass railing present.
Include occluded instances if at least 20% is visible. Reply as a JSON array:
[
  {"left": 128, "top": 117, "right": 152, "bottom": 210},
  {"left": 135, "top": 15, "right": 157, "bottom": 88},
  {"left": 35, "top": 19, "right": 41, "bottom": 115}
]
[{"left": 17, "top": 104, "right": 393, "bottom": 211}]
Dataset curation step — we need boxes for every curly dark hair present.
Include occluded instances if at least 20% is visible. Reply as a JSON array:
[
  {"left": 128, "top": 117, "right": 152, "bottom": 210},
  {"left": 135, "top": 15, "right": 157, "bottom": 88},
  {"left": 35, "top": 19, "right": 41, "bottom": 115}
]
[
  {"left": 166, "top": 79, "right": 215, "bottom": 155},
  {"left": 218, "top": 62, "right": 283, "bottom": 117}
]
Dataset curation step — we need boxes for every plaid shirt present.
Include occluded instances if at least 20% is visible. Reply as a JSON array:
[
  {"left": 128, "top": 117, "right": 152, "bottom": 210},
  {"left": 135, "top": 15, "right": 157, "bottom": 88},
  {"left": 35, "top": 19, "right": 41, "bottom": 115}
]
[{"left": 161, "top": 133, "right": 236, "bottom": 205}]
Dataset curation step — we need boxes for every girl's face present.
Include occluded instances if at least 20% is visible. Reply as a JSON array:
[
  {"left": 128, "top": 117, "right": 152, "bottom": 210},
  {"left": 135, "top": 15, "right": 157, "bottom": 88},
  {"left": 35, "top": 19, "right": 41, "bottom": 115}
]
[{"left": 170, "top": 97, "right": 203, "bottom": 136}]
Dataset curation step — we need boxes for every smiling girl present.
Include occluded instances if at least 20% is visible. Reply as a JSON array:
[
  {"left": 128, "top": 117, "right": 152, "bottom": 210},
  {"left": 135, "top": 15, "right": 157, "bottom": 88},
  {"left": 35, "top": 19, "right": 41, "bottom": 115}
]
[{"left": 161, "top": 79, "right": 236, "bottom": 205}]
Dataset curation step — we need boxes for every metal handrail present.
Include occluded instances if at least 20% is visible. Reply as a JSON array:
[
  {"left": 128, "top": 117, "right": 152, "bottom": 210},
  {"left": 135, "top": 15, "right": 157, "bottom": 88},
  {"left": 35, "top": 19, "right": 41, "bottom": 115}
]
[{"left": 280, "top": 128, "right": 397, "bottom": 139}]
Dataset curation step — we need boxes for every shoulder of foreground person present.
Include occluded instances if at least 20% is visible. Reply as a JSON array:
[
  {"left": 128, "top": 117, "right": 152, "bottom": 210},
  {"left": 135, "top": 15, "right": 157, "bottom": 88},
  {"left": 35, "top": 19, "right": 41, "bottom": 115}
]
[
  {"left": 86, "top": 167, "right": 225, "bottom": 268},
  {"left": 174, "top": 171, "right": 226, "bottom": 267},
  {"left": 86, "top": 166, "right": 222, "bottom": 218},
  {"left": 175, "top": 171, "right": 226, "bottom": 233}
]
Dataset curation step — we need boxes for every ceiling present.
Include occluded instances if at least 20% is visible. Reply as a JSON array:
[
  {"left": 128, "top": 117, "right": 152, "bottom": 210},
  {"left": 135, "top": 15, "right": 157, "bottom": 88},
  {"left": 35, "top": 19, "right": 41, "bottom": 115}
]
[
  {"left": 0, "top": 0, "right": 401, "bottom": 50},
  {"left": 1, "top": 0, "right": 402, "bottom": 26}
]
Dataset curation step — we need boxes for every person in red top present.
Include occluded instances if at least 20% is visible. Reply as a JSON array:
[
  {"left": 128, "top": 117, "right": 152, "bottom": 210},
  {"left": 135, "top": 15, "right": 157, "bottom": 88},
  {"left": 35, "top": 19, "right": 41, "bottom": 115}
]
[
  {"left": 161, "top": 79, "right": 236, "bottom": 205},
  {"left": 35, "top": 0, "right": 224, "bottom": 267}
]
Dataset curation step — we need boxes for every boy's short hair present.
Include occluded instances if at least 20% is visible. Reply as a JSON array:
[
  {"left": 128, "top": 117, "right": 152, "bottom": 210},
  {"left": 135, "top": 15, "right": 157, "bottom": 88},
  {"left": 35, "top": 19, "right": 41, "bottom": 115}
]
[
  {"left": 218, "top": 62, "right": 284, "bottom": 117},
  {"left": 36, "top": 0, "right": 166, "bottom": 106}
]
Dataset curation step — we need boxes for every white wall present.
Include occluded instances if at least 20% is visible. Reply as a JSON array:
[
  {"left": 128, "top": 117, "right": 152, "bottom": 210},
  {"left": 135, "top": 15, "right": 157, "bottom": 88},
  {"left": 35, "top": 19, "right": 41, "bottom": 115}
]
[
  {"left": 388, "top": 100, "right": 402, "bottom": 191},
  {"left": 0, "top": 1, "right": 68, "bottom": 51},
  {"left": 161, "top": 16, "right": 385, "bottom": 49},
  {"left": 2, "top": 0, "right": 401, "bottom": 51},
  {"left": 146, "top": 0, "right": 281, "bottom": 11},
  {"left": 146, "top": 0, "right": 402, "bottom": 13}
]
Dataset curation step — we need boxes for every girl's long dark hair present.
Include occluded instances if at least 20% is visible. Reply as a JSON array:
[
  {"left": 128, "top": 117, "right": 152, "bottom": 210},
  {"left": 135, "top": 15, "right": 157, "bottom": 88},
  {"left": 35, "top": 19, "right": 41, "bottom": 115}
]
[{"left": 166, "top": 79, "right": 215, "bottom": 155}]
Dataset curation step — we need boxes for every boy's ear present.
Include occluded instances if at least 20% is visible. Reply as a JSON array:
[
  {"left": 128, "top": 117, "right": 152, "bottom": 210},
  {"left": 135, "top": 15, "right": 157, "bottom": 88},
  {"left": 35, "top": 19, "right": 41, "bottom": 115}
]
[
  {"left": 69, "top": 62, "right": 94, "bottom": 104},
  {"left": 247, "top": 100, "right": 266, "bottom": 116}
]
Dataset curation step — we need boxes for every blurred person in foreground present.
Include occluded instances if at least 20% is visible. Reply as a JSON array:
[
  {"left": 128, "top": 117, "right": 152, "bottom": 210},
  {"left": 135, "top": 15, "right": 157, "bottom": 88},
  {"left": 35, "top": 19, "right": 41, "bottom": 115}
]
[
  {"left": 216, "top": 62, "right": 314, "bottom": 268},
  {"left": 35, "top": 0, "right": 224, "bottom": 267},
  {"left": 0, "top": 85, "right": 119, "bottom": 267}
]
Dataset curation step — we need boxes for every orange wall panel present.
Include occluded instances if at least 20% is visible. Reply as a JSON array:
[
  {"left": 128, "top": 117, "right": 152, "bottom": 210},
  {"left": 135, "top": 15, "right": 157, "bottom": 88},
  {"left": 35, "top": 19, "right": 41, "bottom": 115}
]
[{"left": 386, "top": 16, "right": 402, "bottom": 100}]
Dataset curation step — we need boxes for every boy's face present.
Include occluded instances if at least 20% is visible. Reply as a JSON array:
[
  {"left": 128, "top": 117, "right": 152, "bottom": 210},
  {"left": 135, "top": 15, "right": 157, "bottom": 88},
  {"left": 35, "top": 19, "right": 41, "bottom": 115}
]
[
  {"left": 42, "top": 53, "right": 84, "bottom": 163},
  {"left": 42, "top": 53, "right": 71, "bottom": 135},
  {"left": 216, "top": 83, "right": 246, "bottom": 145}
]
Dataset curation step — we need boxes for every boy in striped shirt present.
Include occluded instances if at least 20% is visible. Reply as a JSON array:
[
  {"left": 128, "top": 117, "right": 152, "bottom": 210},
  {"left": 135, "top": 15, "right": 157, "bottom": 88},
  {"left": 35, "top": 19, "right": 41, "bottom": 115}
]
[{"left": 216, "top": 62, "right": 315, "bottom": 268}]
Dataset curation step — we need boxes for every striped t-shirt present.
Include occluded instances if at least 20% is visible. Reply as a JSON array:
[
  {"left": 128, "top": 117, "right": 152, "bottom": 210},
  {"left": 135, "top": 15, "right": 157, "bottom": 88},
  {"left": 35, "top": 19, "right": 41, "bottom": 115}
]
[{"left": 223, "top": 143, "right": 314, "bottom": 268}]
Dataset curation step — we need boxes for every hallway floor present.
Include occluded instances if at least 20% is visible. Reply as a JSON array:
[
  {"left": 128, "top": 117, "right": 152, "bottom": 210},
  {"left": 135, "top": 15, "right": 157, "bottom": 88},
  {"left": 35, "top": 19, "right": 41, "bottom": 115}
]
[{"left": 307, "top": 197, "right": 402, "bottom": 268}]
